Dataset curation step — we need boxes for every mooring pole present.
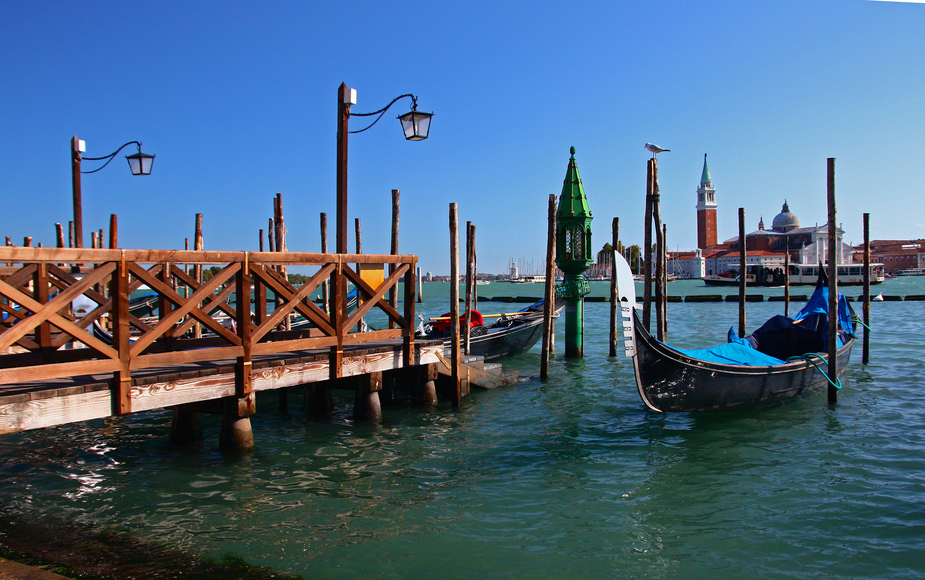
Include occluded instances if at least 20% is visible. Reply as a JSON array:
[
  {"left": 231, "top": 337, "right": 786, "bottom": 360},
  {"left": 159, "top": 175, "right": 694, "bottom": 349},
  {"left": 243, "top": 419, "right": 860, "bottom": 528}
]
[
  {"left": 194, "top": 213, "right": 204, "bottom": 339},
  {"left": 417, "top": 266, "right": 423, "bottom": 303},
  {"left": 320, "top": 213, "right": 329, "bottom": 315},
  {"left": 541, "top": 194, "right": 557, "bottom": 379},
  {"left": 390, "top": 189, "right": 400, "bottom": 328},
  {"left": 784, "top": 233, "right": 791, "bottom": 317},
  {"left": 643, "top": 159, "right": 654, "bottom": 332},
  {"left": 653, "top": 171, "right": 664, "bottom": 341},
  {"left": 109, "top": 214, "right": 118, "bottom": 249},
  {"left": 449, "top": 203, "right": 461, "bottom": 406},
  {"left": 863, "top": 212, "right": 871, "bottom": 365},
  {"left": 609, "top": 217, "right": 620, "bottom": 357},
  {"left": 827, "top": 158, "right": 839, "bottom": 405},
  {"left": 738, "top": 207, "right": 747, "bottom": 338},
  {"left": 464, "top": 221, "right": 474, "bottom": 356},
  {"left": 662, "top": 223, "right": 668, "bottom": 336}
]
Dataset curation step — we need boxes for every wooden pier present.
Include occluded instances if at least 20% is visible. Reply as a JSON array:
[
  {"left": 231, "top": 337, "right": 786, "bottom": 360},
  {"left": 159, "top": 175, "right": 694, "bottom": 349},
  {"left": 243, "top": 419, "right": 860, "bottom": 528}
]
[{"left": 0, "top": 247, "right": 443, "bottom": 448}]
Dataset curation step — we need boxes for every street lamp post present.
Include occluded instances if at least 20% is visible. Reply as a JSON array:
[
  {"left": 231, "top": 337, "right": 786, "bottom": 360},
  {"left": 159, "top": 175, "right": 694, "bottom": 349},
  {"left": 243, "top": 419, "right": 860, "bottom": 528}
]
[
  {"left": 70, "top": 135, "right": 155, "bottom": 248},
  {"left": 335, "top": 83, "right": 432, "bottom": 254}
]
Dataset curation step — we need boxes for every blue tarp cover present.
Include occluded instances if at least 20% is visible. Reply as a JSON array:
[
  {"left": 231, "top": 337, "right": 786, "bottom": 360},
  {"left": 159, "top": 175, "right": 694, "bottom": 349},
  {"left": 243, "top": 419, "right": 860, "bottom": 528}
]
[
  {"left": 674, "top": 340, "right": 786, "bottom": 366},
  {"left": 661, "top": 284, "right": 854, "bottom": 367}
]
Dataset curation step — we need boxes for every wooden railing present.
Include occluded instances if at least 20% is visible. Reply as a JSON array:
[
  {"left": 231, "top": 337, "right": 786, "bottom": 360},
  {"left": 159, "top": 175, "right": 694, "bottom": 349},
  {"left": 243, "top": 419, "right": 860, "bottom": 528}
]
[{"left": 0, "top": 248, "right": 418, "bottom": 414}]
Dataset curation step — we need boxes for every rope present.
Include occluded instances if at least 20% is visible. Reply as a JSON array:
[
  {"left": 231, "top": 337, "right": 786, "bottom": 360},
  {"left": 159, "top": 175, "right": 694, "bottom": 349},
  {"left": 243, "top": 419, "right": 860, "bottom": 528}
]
[
  {"left": 852, "top": 315, "right": 872, "bottom": 332},
  {"left": 786, "top": 352, "right": 842, "bottom": 390}
]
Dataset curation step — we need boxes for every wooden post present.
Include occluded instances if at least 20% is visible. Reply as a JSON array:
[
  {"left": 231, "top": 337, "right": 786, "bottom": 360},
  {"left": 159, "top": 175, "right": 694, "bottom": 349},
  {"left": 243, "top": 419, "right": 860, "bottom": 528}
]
[
  {"left": 541, "top": 194, "right": 557, "bottom": 379},
  {"left": 784, "top": 233, "right": 790, "bottom": 317},
  {"left": 55, "top": 224, "right": 65, "bottom": 248},
  {"left": 390, "top": 189, "right": 400, "bottom": 329},
  {"left": 472, "top": 224, "right": 479, "bottom": 311},
  {"left": 354, "top": 217, "right": 363, "bottom": 333},
  {"left": 275, "top": 194, "right": 290, "bottom": 331},
  {"left": 662, "top": 223, "right": 668, "bottom": 336},
  {"left": 71, "top": 136, "right": 83, "bottom": 248},
  {"left": 827, "top": 158, "right": 838, "bottom": 404},
  {"left": 863, "top": 212, "right": 871, "bottom": 365},
  {"left": 354, "top": 371, "right": 383, "bottom": 422},
  {"left": 738, "top": 208, "right": 747, "bottom": 338},
  {"left": 68, "top": 222, "right": 74, "bottom": 249},
  {"left": 464, "top": 221, "right": 473, "bottom": 355},
  {"left": 193, "top": 213, "right": 204, "bottom": 339},
  {"left": 417, "top": 266, "right": 423, "bottom": 303},
  {"left": 652, "top": 161, "right": 664, "bottom": 341},
  {"left": 90, "top": 232, "right": 97, "bottom": 249},
  {"left": 110, "top": 257, "right": 132, "bottom": 415},
  {"left": 449, "top": 203, "right": 461, "bottom": 406},
  {"left": 609, "top": 217, "right": 619, "bottom": 357},
  {"left": 98, "top": 228, "right": 104, "bottom": 250},
  {"left": 643, "top": 159, "right": 654, "bottom": 332},
  {"left": 109, "top": 214, "right": 118, "bottom": 249},
  {"left": 320, "top": 213, "right": 329, "bottom": 315}
]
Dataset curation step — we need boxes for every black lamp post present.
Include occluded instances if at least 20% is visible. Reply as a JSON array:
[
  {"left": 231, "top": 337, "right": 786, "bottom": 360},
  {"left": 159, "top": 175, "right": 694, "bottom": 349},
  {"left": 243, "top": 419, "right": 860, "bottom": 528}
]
[
  {"left": 70, "top": 136, "right": 155, "bottom": 248},
  {"left": 335, "top": 83, "right": 432, "bottom": 253}
]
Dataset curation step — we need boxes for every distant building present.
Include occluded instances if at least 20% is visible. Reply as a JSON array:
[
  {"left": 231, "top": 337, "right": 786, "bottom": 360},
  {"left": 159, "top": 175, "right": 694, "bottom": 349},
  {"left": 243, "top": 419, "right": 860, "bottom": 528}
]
[
  {"left": 678, "top": 155, "right": 854, "bottom": 278},
  {"left": 857, "top": 240, "right": 923, "bottom": 275},
  {"left": 696, "top": 154, "right": 718, "bottom": 250}
]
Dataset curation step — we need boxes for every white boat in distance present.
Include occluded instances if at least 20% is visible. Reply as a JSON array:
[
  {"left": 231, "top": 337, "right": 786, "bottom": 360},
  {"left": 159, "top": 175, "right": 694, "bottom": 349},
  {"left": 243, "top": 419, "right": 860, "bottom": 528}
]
[{"left": 511, "top": 275, "right": 546, "bottom": 284}]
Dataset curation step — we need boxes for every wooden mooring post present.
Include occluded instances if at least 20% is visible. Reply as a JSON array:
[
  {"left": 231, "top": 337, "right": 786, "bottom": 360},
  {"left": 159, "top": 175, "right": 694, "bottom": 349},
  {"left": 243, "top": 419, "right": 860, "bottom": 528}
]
[
  {"left": 449, "top": 203, "right": 461, "bottom": 406},
  {"left": 643, "top": 159, "right": 654, "bottom": 332},
  {"left": 609, "top": 217, "right": 619, "bottom": 357},
  {"left": 540, "top": 194, "right": 556, "bottom": 379},
  {"left": 738, "top": 207, "right": 747, "bottom": 338},
  {"left": 863, "top": 212, "right": 871, "bottom": 365},
  {"left": 827, "top": 158, "right": 838, "bottom": 404}
]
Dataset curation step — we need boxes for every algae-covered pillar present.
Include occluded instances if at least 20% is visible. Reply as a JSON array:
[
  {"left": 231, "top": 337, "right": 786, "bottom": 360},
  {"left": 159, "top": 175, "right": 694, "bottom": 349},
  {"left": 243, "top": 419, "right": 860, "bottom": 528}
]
[{"left": 555, "top": 147, "right": 593, "bottom": 358}]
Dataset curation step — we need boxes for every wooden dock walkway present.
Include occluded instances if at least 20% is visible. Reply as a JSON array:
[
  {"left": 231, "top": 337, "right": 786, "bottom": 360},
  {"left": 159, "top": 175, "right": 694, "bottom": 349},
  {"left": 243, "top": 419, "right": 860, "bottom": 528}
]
[{"left": 0, "top": 247, "right": 453, "bottom": 448}]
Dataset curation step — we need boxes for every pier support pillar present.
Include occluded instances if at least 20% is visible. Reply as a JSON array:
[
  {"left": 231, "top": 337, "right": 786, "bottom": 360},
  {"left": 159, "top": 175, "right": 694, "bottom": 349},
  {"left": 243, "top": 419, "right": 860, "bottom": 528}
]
[
  {"left": 354, "top": 371, "right": 383, "bottom": 422},
  {"left": 306, "top": 385, "right": 333, "bottom": 417},
  {"left": 220, "top": 395, "right": 256, "bottom": 452},
  {"left": 169, "top": 405, "right": 202, "bottom": 446},
  {"left": 413, "top": 363, "right": 438, "bottom": 407}
]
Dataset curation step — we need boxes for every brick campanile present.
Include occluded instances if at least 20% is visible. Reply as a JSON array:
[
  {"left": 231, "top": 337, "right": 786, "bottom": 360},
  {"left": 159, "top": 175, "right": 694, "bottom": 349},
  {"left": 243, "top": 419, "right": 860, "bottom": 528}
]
[{"left": 696, "top": 154, "right": 717, "bottom": 249}]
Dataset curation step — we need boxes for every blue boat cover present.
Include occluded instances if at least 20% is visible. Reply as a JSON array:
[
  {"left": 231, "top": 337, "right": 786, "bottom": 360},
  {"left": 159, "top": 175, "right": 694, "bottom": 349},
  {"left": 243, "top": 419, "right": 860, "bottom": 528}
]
[
  {"left": 663, "top": 283, "right": 855, "bottom": 367},
  {"left": 675, "top": 340, "right": 786, "bottom": 366}
]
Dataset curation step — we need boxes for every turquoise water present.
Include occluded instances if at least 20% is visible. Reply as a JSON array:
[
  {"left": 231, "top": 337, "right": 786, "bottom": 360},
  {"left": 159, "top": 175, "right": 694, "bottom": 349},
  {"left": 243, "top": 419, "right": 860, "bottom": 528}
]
[{"left": 1, "top": 277, "right": 924, "bottom": 579}]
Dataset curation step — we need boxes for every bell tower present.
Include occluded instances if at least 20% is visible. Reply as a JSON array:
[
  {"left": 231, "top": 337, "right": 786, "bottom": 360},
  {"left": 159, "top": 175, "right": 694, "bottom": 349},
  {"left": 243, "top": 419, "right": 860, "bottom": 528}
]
[{"left": 696, "top": 154, "right": 717, "bottom": 249}]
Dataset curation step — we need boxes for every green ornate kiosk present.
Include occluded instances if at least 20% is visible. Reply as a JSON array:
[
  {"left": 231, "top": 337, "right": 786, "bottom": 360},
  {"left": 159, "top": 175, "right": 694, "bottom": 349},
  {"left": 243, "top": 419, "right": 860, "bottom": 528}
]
[{"left": 555, "top": 147, "right": 593, "bottom": 358}]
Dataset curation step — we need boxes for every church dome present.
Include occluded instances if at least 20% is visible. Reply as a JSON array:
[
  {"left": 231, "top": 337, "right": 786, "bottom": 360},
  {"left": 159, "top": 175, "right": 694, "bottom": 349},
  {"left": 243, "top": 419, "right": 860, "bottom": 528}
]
[{"left": 771, "top": 201, "right": 799, "bottom": 232}]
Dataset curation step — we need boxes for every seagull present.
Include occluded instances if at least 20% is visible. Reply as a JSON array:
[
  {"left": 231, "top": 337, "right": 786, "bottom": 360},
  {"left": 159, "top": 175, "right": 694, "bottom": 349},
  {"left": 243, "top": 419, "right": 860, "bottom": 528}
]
[{"left": 644, "top": 142, "right": 670, "bottom": 158}]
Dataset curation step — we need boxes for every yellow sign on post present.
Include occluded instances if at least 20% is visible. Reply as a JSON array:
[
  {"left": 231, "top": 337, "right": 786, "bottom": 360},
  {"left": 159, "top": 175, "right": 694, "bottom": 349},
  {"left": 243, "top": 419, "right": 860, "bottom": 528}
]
[{"left": 357, "top": 263, "right": 385, "bottom": 290}]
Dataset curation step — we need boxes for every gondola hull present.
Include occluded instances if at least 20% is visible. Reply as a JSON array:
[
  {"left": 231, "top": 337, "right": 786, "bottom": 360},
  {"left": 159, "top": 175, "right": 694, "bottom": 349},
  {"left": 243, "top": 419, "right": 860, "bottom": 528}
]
[
  {"left": 631, "top": 310, "right": 854, "bottom": 412},
  {"left": 449, "top": 313, "right": 546, "bottom": 362}
]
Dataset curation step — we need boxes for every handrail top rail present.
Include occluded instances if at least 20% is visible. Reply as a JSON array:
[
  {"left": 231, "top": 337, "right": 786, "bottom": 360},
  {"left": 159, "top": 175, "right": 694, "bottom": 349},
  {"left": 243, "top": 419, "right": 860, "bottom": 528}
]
[{"left": 0, "top": 247, "right": 417, "bottom": 266}]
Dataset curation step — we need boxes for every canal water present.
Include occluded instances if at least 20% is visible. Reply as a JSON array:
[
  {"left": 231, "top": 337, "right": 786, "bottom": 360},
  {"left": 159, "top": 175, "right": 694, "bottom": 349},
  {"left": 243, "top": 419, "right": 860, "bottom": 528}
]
[{"left": 1, "top": 278, "right": 924, "bottom": 579}]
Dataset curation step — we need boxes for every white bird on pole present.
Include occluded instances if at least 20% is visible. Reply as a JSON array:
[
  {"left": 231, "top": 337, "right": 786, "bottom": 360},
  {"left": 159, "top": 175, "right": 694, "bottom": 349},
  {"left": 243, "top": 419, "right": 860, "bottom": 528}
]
[{"left": 644, "top": 142, "right": 670, "bottom": 158}]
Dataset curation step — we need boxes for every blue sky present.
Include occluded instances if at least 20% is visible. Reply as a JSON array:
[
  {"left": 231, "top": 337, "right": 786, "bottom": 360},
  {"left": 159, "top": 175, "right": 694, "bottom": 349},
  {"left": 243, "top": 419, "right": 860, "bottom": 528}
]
[{"left": 2, "top": 1, "right": 923, "bottom": 275}]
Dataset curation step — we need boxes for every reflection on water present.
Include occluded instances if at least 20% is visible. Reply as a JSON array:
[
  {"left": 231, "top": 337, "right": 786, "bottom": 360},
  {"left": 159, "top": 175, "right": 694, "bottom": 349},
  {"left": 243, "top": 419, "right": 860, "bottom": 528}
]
[{"left": 2, "top": 280, "right": 925, "bottom": 578}]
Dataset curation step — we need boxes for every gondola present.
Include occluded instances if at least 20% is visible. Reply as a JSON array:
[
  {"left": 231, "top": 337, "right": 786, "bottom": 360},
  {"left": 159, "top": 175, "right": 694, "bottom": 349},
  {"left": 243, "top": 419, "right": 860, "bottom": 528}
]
[
  {"left": 417, "top": 299, "right": 563, "bottom": 362},
  {"left": 612, "top": 254, "right": 856, "bottom": 412}
]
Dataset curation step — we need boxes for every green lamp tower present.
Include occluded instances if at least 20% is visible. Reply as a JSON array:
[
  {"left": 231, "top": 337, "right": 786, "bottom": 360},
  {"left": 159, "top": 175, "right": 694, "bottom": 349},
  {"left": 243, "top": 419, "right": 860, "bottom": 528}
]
[{"left": 555, "top": 146, "right": 593, "bottom": 358}]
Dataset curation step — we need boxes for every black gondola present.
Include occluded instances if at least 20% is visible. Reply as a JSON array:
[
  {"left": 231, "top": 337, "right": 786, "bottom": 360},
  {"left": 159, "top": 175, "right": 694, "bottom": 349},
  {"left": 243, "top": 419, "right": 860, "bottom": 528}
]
[
  {"left": 417, "top": 299, "right": 563, "bottom": 362},
  {"left": 613, "top": 254, "right": 856, "bottom": 412}
]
